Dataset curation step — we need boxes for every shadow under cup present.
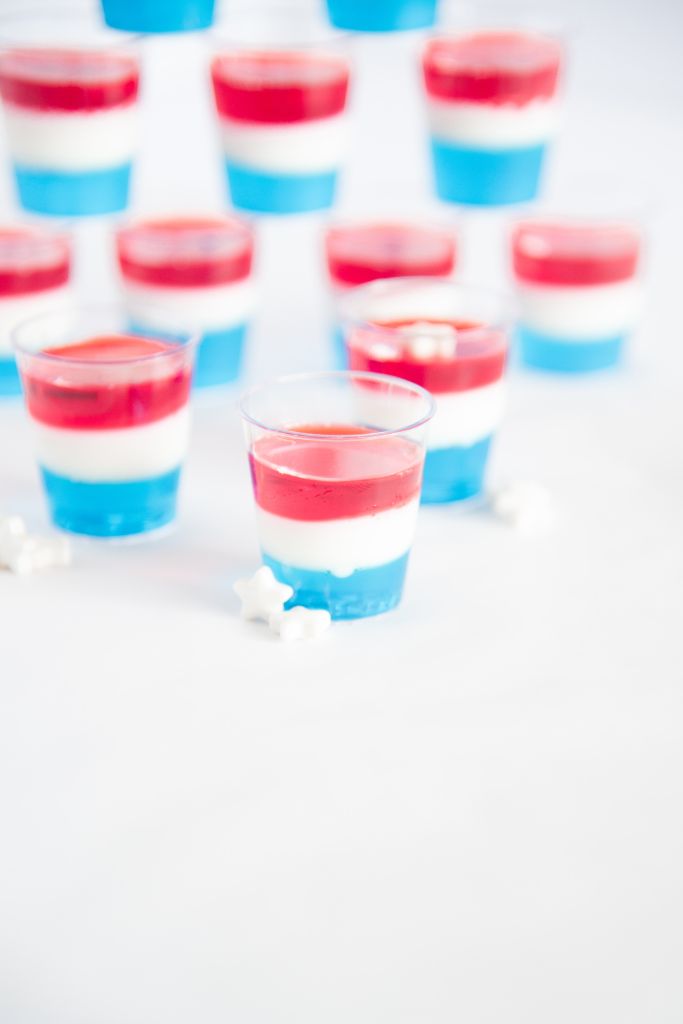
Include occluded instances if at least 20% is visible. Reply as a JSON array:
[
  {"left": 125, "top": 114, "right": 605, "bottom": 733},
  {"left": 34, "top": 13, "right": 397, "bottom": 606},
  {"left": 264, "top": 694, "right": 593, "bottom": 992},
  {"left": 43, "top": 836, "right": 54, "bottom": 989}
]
[
  {"left": 13, "top": 307, "right": 196, "bottom": 538},
  {"left": 241, "top": 371, "right": 435, "bottom": 619}
]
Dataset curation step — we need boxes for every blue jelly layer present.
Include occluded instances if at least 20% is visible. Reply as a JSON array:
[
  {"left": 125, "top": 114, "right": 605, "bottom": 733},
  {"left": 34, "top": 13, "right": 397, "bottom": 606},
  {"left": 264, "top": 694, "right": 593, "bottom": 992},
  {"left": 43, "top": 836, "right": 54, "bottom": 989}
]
[
  {"left": 422, "top": 436, "right": 492, "bottom": 504},
  {"left": 332, "top": 324, "right": 348, "bottom": 369},
  {"left": 100, "top": 0, "right": 215, "bottom": 31},
  {"left": 40, "top": 467, "right": 181, "bottom": 537},
  {"left": 225, "top": 162, "right": 338, "bottom": 214},
  {"left": 14, "top": 163, "right": 132, "bottom": 217},
  {"left": 0, "top": 356, "right": 21, "bottom": 397},
  {"left": 430, "top": 138, "right": 547, "bottom": 206},
  {"left": 517, "top": 326, "right": 626, "bottom": 374},
  {"left": 130, "top": 320, "right": 247, "bottom": 388},
  {"left": 263, "top": 552, "right": 410, "bottom": 620},
  {"left": 325, "top": 0, "right": 437, "bottom": 31}
]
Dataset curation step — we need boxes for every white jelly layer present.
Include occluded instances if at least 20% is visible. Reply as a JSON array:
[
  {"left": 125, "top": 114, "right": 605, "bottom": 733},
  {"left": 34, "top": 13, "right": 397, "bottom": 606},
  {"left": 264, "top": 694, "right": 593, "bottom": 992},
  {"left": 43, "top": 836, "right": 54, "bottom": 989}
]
[
  {"left": 32, "top": 407, "right": 190, "bottom": 481},
  {"left": 2, "top": 103, "right": 138, "bottom": 170},
  {"left": 0, "top": 284, "right": 72, "bottom": 354},
  {"left": 219, "top": 114, "right": 348, "bottom": 174},
  {"left": 516, "top": 278, "right": 642, "bottom": 338},
  {"left": 427, "top": 97, "right": 558, "bottom": 149},
  {"left": 256, "top": 498, "right": 420, "bottom": 577},
  {"left": 121, "top": 278, "right": 255, "bottom": 333}
]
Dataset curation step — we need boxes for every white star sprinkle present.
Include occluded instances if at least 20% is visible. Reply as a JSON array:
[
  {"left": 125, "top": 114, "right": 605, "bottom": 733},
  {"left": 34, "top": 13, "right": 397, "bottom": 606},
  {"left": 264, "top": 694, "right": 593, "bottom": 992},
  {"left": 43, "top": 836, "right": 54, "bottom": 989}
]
[
  {"left": 0, "top": 516, "right": 72, "bottom": 575},
  {"left": 233, "top": 565, "right": 294, "bottom": 621},
  {"left": 269, "top": 606, "right": 332, "bottom": 642},
  {"left": 492, "top": 481, "right": 555, "bottom": 535}
]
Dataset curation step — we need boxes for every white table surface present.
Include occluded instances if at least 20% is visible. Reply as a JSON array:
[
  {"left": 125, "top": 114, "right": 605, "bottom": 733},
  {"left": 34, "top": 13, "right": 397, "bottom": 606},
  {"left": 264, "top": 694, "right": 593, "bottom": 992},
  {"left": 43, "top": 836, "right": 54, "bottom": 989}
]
[{"left": 1, "top": 1, "right": 682, "bottom": 1021}]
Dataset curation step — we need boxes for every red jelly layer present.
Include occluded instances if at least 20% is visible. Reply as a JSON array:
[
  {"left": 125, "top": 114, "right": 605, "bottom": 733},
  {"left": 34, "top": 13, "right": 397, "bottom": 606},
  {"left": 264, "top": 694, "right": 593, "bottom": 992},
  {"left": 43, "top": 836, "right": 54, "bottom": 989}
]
[
  {"left": 423, "top": 32, "right": 562, "bottom": 106},
  {"left": 348, "top": 319, "right": 507, "bottom": 393},
  {"left": 22, "top": 335, "right": 191, "bottom": 429},
  {"left": 211, "top": 51, "right": 349, "bottom": 123},
  {"left": 0, "top": 49, "right": 140, "bottom": 111},
  {"left": 326, "top": 222, "right": 457, "bottom": 287},
  {"left": 250, "top": 426, "right": 423, "bottom": 520},
  {"left": 511, "top": 221, "right": 641, "bottom": 286},
  {"left": 0, "top": 228, "right": 70, "bottom": 296},
  {"left": 117, "top": 217, "right": 254, "bottom": 288}
]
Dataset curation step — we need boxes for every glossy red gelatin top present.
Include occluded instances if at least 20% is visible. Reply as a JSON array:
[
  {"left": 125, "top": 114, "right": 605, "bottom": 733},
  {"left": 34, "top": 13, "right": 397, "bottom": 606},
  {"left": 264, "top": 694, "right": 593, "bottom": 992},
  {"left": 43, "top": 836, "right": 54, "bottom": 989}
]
[
  {"left": 0, "top": 228, "right": 71, "bottom": 296},
  {"left": 423, "top": 31, "right": 562, "bottom": 106},
  {"left": 211, "top": 50, "right": 350, "bottom": 123},
  {"left": 326, "top": 222, "right": 457, "bottom": 287},
  {"left": 22, "top": 335, "right": 192, "bottom": 430},
  {"left": 0, "top": 48, "right": 140, "bottom": 112},
  {"left": 511, "top": 220, "right": 642, "bottom": 286},
  {"left": 250, "top": 425, "right": 423, "bottom": 520},
  {"left": 116, "top": 216, "right": 254, "bottom": 288},
  {"left": 348, "top": 319, "right": 507, "bottom": 394}
]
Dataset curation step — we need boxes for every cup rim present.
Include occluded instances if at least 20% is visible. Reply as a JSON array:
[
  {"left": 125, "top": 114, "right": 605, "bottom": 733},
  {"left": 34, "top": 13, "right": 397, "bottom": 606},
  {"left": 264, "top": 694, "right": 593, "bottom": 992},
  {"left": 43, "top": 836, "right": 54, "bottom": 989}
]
[
  {"left": 239, "top": 370, "right": 436, "bottom": 441},
  {"left": 11, "top": 302, "right": 200, "bottom": 365}
]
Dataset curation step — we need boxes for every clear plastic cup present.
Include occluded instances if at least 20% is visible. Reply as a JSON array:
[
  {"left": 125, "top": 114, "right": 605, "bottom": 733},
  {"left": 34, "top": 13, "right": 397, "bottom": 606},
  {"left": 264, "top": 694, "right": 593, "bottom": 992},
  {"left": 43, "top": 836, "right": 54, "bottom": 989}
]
[
  {"left": 13, "top": 304, "right": 196, "bottom": 538},
  {"left": 115, "top": 214, "right": 256, "bottom": 388},
  {"left": 342, "top": 278, "right": 510, "bottom": 503},
  {"left": 324, "top": 217, "right": 458, "bottom": 367},
  {"left": 209, "top": 4, "right": 351, "bottom": 215},
  {"left": 0, "top": 7, "right": 141, "bottom": 217},
  {"left": 240, "top": 370, "right": 435, "bottom": 619},
  {"left": 0, "top": 226, "right": 72, "bottom": 397}
]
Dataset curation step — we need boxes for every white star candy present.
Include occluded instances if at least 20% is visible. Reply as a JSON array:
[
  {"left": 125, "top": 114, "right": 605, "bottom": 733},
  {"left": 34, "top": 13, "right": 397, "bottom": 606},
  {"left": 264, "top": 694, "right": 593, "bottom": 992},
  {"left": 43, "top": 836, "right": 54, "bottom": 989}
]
[
  {"left": 0, "top": 516, "right": 72, "bottom": 575},
  {"left": 492, "top": 481, "right": 555, "bottom": 536},
  {"left": 269, "top": 606, "right": 332, "bottom": 642},
  {"left": 233, "top": 565, "right": 294, "bottom": 621},
  {"left": 399, "top": 321, "right": 457, "bottom": 361}
]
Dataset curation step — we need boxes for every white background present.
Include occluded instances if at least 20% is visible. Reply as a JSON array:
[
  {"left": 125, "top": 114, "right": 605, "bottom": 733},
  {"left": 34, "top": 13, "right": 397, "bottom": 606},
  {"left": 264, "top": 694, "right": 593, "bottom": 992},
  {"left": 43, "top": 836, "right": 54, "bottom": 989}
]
[{"left": 1, "top": 0, "right": 682, "bottom": 1021}]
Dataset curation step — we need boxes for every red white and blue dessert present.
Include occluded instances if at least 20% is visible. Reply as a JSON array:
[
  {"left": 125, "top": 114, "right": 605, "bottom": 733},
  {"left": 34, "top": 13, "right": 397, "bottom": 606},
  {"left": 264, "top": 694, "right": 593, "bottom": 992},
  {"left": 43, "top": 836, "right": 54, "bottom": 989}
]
[
  {"left": 346, "top": 280, "right": 508, "bottom": 503},
  {"left": 511, "top": 219, "right": 643, "bottom": 373},
  {"left": 422, "top": 31, "right": 562, "bottom": 206},
  {"left": 0, "top": 47, "right": 140, "bottom": 216},
  {"left": 116, "top": 216, "right": 255, "bottom": 388},
  {"left": 326, "top": 220, "right": 457, "bottom": 367},
  {"left": 99, "top": 0, "right": 215, "bottom": 33},
  {"left": 324, "top": 0, "right": 437, "bottom": 32},
  {"left": 211, "top": 49, "right": 351, "bottom": 214},
  {"left": 0, "top": 228, "right": 71, "bottom": 397},
  {"left": 16, "top": 334, "right": 194, "bottom": 537}
]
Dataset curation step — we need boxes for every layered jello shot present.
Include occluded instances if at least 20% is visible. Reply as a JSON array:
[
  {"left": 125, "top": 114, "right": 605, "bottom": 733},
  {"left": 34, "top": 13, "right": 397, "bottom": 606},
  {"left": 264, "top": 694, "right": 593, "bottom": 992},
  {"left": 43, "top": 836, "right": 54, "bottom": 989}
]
[
  {"left": 100, "top": 0, "right": 215, "bottom": 33},
  {"left": 422, "top": 30, "right": 562, "bottom": 205},
  {"left": 211, "top": 41, "right": 351, "bottom": 214},
  {"left": 325, "top": 219, "right": 457, "bottom": 367},
  {"left": 241, "top": 372, "right": 434, "bottom": 619},
  {"left": 13, "top": 307, "right": 195, "bottom": 537},
  {"left": 0, "top": 43, "right": 140, "bottom": 216},
  {"left": 344, "top": 279, "right": 508, "bottom": 503},
  {"left": 116, "top": 216, "right": 255, "bottom": 388},
  {"left": 325, "top": 0, "right": 437, "bottom": 32},
  {"left": 511, "top": 218, "right": 643, "bottom": 373},
  {"left": 0, "top": 227, "right": 71, "bottom": 397}
]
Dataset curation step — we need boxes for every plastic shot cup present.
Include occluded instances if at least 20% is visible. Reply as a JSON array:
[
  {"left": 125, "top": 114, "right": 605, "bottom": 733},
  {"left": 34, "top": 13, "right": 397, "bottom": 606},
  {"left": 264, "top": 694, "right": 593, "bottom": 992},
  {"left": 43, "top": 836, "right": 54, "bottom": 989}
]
[
  {"left": 13, "top": 304, "right": 196, "bottom": 537},
  {"left": 240, "top": 370, "right": 435, "bottom": 619},
  {"left": 343, "top": 278, "right": 510, "bottom": 503}
]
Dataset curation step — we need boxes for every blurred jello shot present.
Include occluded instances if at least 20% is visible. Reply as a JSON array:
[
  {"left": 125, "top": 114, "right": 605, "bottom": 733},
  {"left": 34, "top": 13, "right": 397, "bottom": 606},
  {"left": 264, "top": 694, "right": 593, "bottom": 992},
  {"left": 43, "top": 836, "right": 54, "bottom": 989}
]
[
  {"left": 116, "top": 216, "right": 255, "bottom": 388},
  {"left": 345, "top": 279, "right": 508, "bottom": 503},
  {"left": 324, "top": 0, "right": 437, "bottom": 32},
  {"left": 0, "top": 227, "right": 71, "bottom": 397},
  {"left": 100, "top": 0, "right": 215, "bottom": 33},
  {"left": 511, "top": 219, "right": 643, "bottom": 373},
  {"left": 211, "top": 46, "right": 350, "bottom": 214},
  {"left": 0, "top": 45, "right": 140, "bottom": 216},
  {"left": 422, "top": 30, "right": 562, "bottom": 206},
  {"left": 241, "top": 372, "right": 434, "bottom": 618},
  {"left": 13, "top": 307, "right": 195, "bottom": 537},
  {"left": 326, "top": 219, "right": 457, "bottom": 367}
]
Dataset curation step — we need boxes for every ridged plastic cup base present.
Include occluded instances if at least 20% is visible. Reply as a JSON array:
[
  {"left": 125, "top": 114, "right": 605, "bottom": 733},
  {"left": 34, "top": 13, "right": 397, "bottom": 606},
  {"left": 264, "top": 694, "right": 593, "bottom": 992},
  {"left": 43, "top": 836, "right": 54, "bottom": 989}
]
[
  {"left": 325, "top": 0, "right": 437, "bottom": 31},
  {"left": 421, "top": 437, "right": 492, "bottom": 504},
  {"left": 100, "top": 0, "right": 215, "bottom": 32},
  {"left": 0, "top": 356, "right": 21, "bottom": 397},
  {"left": 430, "top": 139, "right": 546, "bottom": 206},
  {"left": 225, "top": 162, "right": 338, "bottom": 214},
  {"left": 14, "top": 163, "right": 132, "bottom": 217},
  {"left": 517, "top": 326, "right": 626, "bottom": 373}
]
